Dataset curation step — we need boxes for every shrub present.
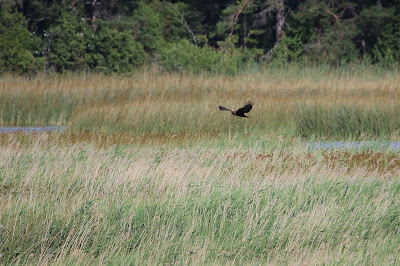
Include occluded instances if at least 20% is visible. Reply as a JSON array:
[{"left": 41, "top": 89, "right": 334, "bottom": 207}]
[
  {"left": 159, "top": 40, "right": 241, "bottom": 75},
  {"left": 271, "top": 35, "right": 303, "bottom": 64}
]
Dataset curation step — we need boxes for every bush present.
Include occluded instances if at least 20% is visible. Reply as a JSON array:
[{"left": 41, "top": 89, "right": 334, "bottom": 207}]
[
  {"left": 271, "top": 35, "right": 303, "bottom": 64},
  {"left": 159, "top": 40, "right": 242, "bottom": 75}
]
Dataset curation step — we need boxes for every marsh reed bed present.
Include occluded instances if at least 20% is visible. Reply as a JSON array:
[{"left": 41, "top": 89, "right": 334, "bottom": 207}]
[
  {"left": 1, "top": 66, "right": 400, "bottom": 264},
  {"left": 1, "top": 65, "right": 400, "bottom": 138},
  {"left": 295, "top": 103, "right": 400, "bottom": 139}
]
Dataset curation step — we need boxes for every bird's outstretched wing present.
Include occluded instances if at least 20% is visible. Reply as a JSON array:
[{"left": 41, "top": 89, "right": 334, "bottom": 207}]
[
  {"left": 219, "top": 106, "right": 232, "bottom": 111},
  {"left": 235, "top": 101, "right": 254, "bottom": 117}
]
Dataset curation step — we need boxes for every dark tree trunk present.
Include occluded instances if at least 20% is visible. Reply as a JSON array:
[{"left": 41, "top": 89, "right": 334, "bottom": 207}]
[{"left": 88, "top": 0, "right": 99, "bottom": 31}]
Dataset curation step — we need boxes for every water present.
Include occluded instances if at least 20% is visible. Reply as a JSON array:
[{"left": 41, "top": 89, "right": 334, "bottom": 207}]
[
  {"left": 306, "top": 141, "right": 400, "bottom": 151},
  {"left": 0, "top": 126, "right": 67, "bottom": 134}
]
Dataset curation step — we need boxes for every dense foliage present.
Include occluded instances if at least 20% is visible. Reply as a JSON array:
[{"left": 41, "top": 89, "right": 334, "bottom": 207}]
[{"left": 1, "top": 0, "right": 400, "bottom": 74}]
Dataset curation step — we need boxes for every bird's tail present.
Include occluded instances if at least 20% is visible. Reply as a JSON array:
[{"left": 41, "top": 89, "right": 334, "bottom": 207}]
[{"left": 219, "top": 106, "right": 231, "bottom": 111}]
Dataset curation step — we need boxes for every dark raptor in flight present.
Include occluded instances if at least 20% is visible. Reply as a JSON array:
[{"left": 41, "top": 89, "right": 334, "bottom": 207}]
[{"left": 219, "top": 101, "right": 254, "bottom": 118}]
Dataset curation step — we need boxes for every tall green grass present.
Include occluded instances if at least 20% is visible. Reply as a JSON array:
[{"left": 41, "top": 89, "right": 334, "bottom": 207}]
[
  {"left": 295, "top": 104, "right": 400, "bottom": 139},
  {"left": 0, "top": 139, "right": 399, "bottom": 264},
  {"left": 0, "top": 90, "right": 77, "bottom": 126}
]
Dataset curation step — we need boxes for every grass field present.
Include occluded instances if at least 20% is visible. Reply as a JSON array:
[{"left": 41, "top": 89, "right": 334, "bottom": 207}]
[
  {"left": 1, "top": 65, "right": 400, "bottom": 138},
  {"left": 0, "top": 65, "right": 400, "bottom": 264}
]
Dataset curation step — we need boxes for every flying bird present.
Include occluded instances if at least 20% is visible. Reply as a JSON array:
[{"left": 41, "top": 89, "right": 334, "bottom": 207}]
[{"left": 219, "top": 101, "right": 254, "bottom": 118}]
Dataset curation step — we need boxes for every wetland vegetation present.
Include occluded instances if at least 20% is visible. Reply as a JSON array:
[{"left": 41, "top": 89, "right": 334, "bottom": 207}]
[
  {"left": 2, "top": 0, "right": 400, "bottom": 263},
  {"left": 0, "top": 66, "right": 400, "bottom": 264}
]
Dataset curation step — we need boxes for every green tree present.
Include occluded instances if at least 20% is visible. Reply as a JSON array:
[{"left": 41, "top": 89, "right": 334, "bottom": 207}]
[
  {"left": 355, "top": 5, "right": 400, "bottom": 64},
  {"left": 87, "top": 26, "right": 145, "bottom": 72},
  {"left": 372, "top": 21, "right": 400, "bottom": 65},
  {"left": 0, "top": 6, "right": 44, "bottom": 74},
  {"left": 314, "top": 21, "right": 360, "bottom": 65},
  {"left": 18, "top": 0, "right": 65, "bottom": 35},
  {"left": 289, "top": 0, "right": 360, "bottom": 65},
  {"left": 47, "top": 11, "right": 91, "bottom": 72},
  {"left": 356, "top": 5, "right": 394, "bottom": 57},
  {"left": 2, "top": 0, "right": 400, "bottom": 74},
  {"left": 132, "top": 2, "right": 163, "bottom": 52}
]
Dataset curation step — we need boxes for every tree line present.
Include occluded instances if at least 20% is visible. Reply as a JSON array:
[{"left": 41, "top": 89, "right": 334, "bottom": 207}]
[{"left": 1, "top": 0, "right": 399, "bottom": 74}]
